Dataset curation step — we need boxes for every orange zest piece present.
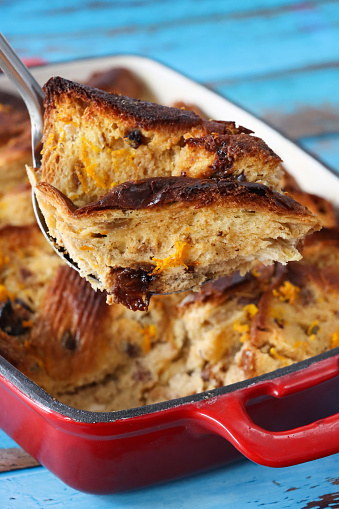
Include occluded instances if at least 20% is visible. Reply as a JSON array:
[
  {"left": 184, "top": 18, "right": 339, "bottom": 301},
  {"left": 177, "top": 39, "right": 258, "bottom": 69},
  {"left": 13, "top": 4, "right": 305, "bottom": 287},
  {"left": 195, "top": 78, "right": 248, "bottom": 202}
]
[
  {"left": 57, "top": 114, "right": 78, "bottom": 127},
  {"left": 0, "top": 285, "right": 8, "bottom": 302},
  {"left": 251, "top": 267, "right": 260, "bottom": 278},
  {"left": 269, "top": 347, "right": 288, "bottom": 364},
  {"left": 82, "top": 138, "right": 100, "bottom": 154},
  {"left": 272, "top": 281, "right": 300, "bottom": 304},
  {"left": 79, "top": 246, "right": 94, "bottom": 251},
  {"left": 330, "top": 330, "right": 339, "bottom": 349},
  {"left": 80, "top": 137, "right": 106, "bottom": 189},
  {"left": 41, "top": 133, "right": 56, "bottom": 154},
  {"left": 152, "top": 242, "right": 188, "bottom": 274},
  {"left": 141, "top": 324, "right": 157, "bottom": 353},
  {"left": 22, "top": 320, "right": 33, "bottom": 328},
  {"left": 243, "top": 303, "right": 258, "bottom": 319},
  {"left": 111, "top": 148, "right": 137, "bottom": 173},
  {"left": 293, "top": 340, "right": 309, "bottom": 351},
  {"left": 233, "top": 321, "right": 250, "bottom": 343}
]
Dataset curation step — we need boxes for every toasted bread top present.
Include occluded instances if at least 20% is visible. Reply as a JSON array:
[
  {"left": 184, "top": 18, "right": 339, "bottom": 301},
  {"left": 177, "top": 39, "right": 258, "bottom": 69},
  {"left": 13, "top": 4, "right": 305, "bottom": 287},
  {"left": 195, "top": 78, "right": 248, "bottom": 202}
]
[
  {"left": 36, "top": 177, "right": 318, "bottom": 220},
  {"left": 43, "top": 76, "right": 253, "bottom": 135}
]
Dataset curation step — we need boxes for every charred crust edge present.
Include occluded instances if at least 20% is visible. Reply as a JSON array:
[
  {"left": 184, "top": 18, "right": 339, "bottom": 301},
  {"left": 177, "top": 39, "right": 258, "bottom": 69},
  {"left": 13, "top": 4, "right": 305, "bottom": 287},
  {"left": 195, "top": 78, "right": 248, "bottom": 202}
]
[
  {"left": 70, "top": 177, "right": 315, "bottom": 217},
  {"left": 43, "top": 77, "right": 253, "bottom": 136}
]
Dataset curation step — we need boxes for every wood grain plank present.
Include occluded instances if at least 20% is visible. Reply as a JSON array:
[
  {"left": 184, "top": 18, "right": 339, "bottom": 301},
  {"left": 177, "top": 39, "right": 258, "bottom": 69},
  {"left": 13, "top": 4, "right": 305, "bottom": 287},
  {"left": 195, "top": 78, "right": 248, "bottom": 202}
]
[
  {"left": 0, "top": 448, "right": 40, "bottom": 473},
  {"left": 1, "top": 453, "right": 339, "bottom": 508},
  {"left": 213, "top": 66, "right": 339, "bottom": 139},
  {"left": 2, "top": 1, "right": 339, "bottom": 85},
  {"left": 4, "top": 0, "right": 337, "bottom": 36}
]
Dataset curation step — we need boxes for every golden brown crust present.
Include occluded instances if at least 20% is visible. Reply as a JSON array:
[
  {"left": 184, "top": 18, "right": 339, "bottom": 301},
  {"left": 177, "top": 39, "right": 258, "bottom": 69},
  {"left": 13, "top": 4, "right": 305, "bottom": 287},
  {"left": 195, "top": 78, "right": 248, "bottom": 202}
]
[
  {"left": 43, "top": 76, "right": 253, "bottom": 136},
  {"left": 38, "top": 76, "right": 284, "bottom": 210},
  {"left": 281, "top": 167, "right": 337, "bottom": 228},
  {"left": 185, "top": 133, "right": 281, "bottom": 178},
  {"left": 28, "top": 265, "right": 112, "bottom": 385},
  {"left": 37, "top": 177, "right": 315, "bottom": 218},
  {"left": 286, "top": 189, "right": 337, "bottom": 228},
  {"left": 44, "top": 76, "right": 207, "bottom": 132}
]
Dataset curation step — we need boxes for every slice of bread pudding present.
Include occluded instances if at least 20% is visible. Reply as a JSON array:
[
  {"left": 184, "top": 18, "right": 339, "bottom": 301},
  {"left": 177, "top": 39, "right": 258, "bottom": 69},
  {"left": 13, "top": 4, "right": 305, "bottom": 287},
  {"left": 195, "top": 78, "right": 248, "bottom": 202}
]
[{"left": 28, "top": 77, "right": 320, "bottom": 310}]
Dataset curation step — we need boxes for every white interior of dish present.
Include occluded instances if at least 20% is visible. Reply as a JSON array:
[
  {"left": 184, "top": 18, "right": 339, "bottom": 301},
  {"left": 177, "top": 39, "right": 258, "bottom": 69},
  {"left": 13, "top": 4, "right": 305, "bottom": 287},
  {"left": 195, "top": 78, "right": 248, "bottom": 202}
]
[{"left": 1, "top": 54, "right": 338, "bottom": 204}]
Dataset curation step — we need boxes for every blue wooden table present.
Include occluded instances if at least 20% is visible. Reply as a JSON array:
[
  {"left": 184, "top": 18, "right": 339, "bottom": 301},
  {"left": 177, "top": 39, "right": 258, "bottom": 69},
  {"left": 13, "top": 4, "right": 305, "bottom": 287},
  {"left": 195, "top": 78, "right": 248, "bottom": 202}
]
[{"left": 1, "top": 1, "right": 339, "bottom": 507}]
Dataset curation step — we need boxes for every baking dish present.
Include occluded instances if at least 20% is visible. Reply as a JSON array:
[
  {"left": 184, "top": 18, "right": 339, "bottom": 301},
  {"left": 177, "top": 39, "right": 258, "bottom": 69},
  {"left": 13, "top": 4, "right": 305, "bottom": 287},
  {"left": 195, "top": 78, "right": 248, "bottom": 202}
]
[{"left": 1, "top": 55, "right": 339, "bottom": 494}]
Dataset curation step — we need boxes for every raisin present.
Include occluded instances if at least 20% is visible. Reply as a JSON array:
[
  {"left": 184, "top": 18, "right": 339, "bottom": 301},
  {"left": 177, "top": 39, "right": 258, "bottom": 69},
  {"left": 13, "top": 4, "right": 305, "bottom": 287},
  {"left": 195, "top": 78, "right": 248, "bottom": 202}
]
[
  {"left": 61, "top": 330, "right": 78, "bottom": 351},
  {"left": 124, "top": 129, "right": 143, "bottom": 149}
]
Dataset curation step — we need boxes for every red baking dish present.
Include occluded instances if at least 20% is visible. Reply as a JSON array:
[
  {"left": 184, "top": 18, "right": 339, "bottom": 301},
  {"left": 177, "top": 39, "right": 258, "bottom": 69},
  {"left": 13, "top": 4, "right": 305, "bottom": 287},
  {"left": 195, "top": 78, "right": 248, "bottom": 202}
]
[
  {"left": 2, "top": 350, "right": 339, "bottom": 493},
  {"left": 1, "top": 56, "right": 339, "bottom": 494}
]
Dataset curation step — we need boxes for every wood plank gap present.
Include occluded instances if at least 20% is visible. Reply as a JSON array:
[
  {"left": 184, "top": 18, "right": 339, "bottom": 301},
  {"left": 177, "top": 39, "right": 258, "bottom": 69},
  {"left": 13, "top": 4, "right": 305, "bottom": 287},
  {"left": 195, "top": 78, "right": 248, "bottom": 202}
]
[
  {"left": 9, "top": 0, "right": 339, "bottom": 42},
  {"left": 207, "top": 61, "right": 339, "bottom": 87},
  {"left": 0, "top": 447, "right": 40, "bottom": 473}
]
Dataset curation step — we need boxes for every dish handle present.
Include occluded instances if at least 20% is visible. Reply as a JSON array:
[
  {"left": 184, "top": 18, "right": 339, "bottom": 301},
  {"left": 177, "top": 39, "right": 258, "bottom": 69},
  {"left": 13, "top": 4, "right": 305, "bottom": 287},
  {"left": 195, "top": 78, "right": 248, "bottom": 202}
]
[{"left": 194, "top": 354, "right": 339, "bottom": 467}]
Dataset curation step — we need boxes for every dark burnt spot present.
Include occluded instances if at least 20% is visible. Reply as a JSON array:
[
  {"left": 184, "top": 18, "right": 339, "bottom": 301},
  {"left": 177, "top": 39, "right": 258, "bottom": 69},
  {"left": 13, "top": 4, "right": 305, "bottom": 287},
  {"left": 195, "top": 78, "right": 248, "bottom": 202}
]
[
  {"left": 124, "top": 129, "right": 143, "bottom": 149},
  {"left": 217, "top": 231, "right": 223, "bottom": 236},
  {"left": 317, "top": 204, "right": 326, "bottom": 214},
  {"left": 61, "top": 329, "right": 78, "bottom": 351},
  {"left": 185, "top": 265, "right": 195, "bottom": 274},
  {"left": 274, "top": 317, "right": 285, "bottom": 329},
  {"left": 236, "top": 172, "right": 246, "bottom": 182},
  {"left": 216, "top": 142, "right": 231, "bottom": 161},
  {"left": 248, "top": 186, "right": 267, "bottom": 197},
  {"left": 0, "top": 300, "right": 32, "bottom": 336},
  {"left": 109, "top": 267, "right": 155, "bottom": 311},
  {"left": 309, "top": 324, "right": 320, "bottom": 335},
  {"left": 20, "top": 267, "right": 33, "bottom": 280},
  {"left": 15, "top": 298, "right": 33, "bottom": 313},
  {"left": 91, "top": 232, "right": 107, "bottom": 238},
  {"left": 76, "top": 177, "right": 309, "bottom": 216},
  {"left": 44, "top": 77, "right": 202, "bottom": 132},
  {"left": 125, "top": 342, "right": 141, "bottom": 358}
]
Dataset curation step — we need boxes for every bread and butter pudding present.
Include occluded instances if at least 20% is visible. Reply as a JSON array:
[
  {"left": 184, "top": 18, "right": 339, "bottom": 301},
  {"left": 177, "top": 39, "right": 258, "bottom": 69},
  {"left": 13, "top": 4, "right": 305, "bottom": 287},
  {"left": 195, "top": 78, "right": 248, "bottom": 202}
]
[
  {"left": 28, "top": 77, "right": 320, "bottom": 310},
  {"left": 0, "top": 67, "right": 337, "bottom": 413},
  {"left": 1, "top": 219, "right": 339, "bottom": 411}
]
